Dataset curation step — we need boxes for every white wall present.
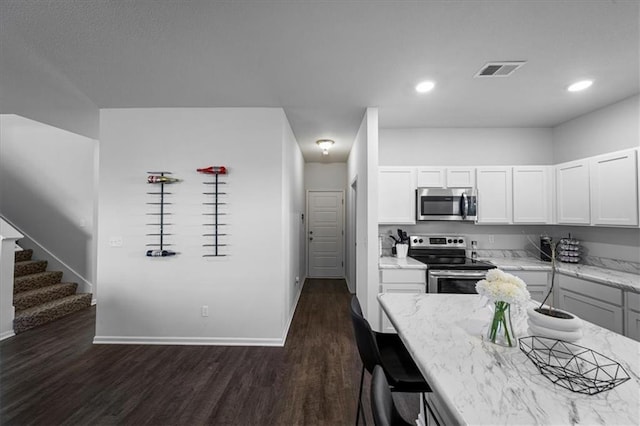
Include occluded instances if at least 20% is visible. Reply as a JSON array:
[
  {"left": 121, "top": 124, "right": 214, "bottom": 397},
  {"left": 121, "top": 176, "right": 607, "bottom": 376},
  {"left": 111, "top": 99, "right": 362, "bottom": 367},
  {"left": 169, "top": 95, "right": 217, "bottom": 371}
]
[
  {"left": 304, "top": 163, "right": 348, "bottom": 192},
  {"left": 347, "top": 108, "right": 379, "bottom": 325},
  {"left": 96, "top": 108, "right": 302, "bottom": 345},
  {"left": 0, "top": 32, "right": 99, "bottom": 139},
  {"left": 553, "top": 95, "right": 640, "bottom": 163},
  {"left": 282, "top": 116, "right": 306, "bottom": 325},
  {"left": 0, "top": 115, "right": 97, "bottom": 293},
  {"left": 379, "top": 128, "right": 553, "bottom": 166}
]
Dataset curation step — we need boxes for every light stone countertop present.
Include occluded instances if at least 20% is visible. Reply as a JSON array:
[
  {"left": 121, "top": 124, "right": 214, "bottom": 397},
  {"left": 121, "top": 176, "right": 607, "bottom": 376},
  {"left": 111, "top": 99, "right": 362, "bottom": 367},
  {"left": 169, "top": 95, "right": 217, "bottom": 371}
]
[
  {"left": 482, "top": 257, "right": 640, "bottom": 294},
  {"left": 378, "top": 293, "right": 640, "bottom": 426},
  {"left": 378, "top": 256, "right": 427, "bottom": 270}
]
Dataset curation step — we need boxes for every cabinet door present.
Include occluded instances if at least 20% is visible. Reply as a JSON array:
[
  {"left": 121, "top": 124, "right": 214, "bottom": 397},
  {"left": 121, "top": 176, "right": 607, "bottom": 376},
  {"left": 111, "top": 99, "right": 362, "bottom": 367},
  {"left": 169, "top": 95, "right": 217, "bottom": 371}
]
[
  {"left": 557, "top": 289, "right": 623, "bottom": 334},
  {"left": 509, "top": 271, "right": 551, "bottom": 304},
  {"left": 556, "top": 159, "right": 590, "bottom": 224},
  {"left": 379, "top": 167, "right": 416, "bottom": 224},
  {"left": 379, "top": 283, "right": 425, "bottom": 333},
  {"left": 417, "top": 167, "right": 445, "bottom": 188},
  {"left": 446, "top": 167, "right": 476, "bottom": 188},
  {"left": 476, "top": 167, "right": 513, "bottom": 224},
  {"left": 625, "top": 310, "right": 640, "bottom": 341},
  {"left": 513, "top": 166, "right": 553, "bottom": 224},
  {"left": 590, "top": 149, "right": 638, "bottom": 226}
]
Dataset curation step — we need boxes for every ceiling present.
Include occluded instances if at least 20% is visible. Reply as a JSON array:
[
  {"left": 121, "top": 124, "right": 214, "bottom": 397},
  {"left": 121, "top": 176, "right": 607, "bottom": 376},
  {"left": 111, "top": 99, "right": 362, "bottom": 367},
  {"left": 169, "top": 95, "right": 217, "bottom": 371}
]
[{"left": 1, "top": 1, "right": 638, "bottom": 162}]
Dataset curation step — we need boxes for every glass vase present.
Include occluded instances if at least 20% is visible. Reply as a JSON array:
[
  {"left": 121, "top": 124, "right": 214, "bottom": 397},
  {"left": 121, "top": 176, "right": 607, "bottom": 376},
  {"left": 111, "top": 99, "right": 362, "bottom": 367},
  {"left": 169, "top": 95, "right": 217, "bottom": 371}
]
[{"left": 487, "top": 301, "right": 516, "bottom": 347}]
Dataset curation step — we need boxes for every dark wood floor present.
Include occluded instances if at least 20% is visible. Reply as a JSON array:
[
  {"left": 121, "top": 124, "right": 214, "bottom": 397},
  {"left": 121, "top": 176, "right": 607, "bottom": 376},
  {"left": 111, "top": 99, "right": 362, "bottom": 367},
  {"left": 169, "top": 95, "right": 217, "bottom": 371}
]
[{"left": 0, "top": 278, "right": 390, "bottom": 425}]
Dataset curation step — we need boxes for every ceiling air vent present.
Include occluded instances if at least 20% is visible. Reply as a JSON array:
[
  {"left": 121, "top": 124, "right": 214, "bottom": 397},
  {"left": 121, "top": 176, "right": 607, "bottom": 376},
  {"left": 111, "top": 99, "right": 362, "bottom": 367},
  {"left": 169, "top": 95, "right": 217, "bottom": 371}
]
[{"left": 474, "top": 61, "right": 526, "bottom": 78}]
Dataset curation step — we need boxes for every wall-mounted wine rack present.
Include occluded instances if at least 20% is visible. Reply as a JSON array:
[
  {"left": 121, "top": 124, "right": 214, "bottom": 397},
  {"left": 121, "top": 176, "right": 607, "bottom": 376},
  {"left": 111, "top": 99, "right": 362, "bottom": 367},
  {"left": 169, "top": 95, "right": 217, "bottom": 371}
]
[
  {"left": 197, "top": 166, "right": 228, "bottom": 257},
  {"left": 146, "top": 171, "right": 180, "bottom": 257}
]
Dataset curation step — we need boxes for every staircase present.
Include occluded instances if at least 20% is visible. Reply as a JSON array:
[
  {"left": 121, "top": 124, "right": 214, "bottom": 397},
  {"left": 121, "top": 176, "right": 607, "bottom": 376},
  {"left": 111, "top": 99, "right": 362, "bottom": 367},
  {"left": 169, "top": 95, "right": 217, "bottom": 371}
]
[{"left": 13, "top": 249, "right": 92, "bottom": 334}]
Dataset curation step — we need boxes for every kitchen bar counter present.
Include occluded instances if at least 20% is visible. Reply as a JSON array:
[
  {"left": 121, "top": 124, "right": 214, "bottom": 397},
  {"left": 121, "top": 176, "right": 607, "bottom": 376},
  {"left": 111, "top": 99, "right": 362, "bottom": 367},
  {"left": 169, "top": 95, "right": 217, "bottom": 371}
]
[
  {"left": 378, "top": 255, "right": 427, "bottom": 270},
  {"left": 482, "top": 257, "right": 640, "bottom": 293},
  {"left": 378, "top": 293, "right": 640, "bottom": 425}
]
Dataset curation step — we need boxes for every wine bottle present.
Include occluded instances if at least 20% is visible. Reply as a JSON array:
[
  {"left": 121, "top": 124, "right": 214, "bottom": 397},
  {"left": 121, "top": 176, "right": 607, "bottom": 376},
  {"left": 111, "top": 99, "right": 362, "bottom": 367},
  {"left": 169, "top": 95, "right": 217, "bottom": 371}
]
[
  {"left": 197, "top": 166, "right": 227, "bottom": 175},
  {"left": 147, "top": 175, "right": 181, "bottom": 184},
  {"left": 146, "top": 249, "right": 177, "bottom": 257}
]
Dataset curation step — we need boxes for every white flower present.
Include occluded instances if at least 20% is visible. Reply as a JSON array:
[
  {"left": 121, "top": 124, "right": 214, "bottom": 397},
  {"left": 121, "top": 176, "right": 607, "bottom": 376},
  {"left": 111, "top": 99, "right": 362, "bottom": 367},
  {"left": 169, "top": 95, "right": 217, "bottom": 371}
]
[{"left": 475, "top": 268, "right": 530, "bottom": 305}]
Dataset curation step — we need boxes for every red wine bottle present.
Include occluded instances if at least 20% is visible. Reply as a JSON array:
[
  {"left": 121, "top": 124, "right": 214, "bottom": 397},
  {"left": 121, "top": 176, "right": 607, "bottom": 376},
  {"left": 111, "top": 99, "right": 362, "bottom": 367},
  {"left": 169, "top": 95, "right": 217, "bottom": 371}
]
[
  {"left": 146, "top": 249, "right": 177, "bottom": 257},
  {"left": 147, "top": 175, "right": 181, "bottom": 184},
  {"left": 197, "top": 166, "right": 227, "bottom": 175}
]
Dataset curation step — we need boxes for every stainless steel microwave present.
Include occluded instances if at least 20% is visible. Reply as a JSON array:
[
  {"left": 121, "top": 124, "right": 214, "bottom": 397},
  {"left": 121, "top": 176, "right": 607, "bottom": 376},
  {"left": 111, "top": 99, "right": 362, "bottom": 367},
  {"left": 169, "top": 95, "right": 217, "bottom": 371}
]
[{"left": 416, "top": 188, "right": 477, "bottom": 221}]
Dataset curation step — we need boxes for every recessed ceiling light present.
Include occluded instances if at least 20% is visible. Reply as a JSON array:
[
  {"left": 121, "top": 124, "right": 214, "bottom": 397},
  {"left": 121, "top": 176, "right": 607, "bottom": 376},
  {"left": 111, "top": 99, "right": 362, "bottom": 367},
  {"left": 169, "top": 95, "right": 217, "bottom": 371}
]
[
  {"left": 567, "top": 80, "right": 593, "bottom": 92},
  {"left": 415, "top": 81, "right": 435, "bottom": 93}
]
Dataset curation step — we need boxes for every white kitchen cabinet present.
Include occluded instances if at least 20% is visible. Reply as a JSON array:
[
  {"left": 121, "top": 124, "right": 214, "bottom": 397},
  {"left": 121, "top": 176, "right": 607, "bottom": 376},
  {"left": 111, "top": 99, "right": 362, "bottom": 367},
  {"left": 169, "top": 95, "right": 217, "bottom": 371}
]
[
  {"left": 416, "top": 167, "right": 475, "bottom": 188},
  {"left": 476, "top": 167, "right": 513, "bottom": 224},
  {"left": 379, "top": 268, "right": 425, "bottom": 333},
  {"left": 446, "top": 167, "right": 476, "bottom": 188},
  {"left": 379, "top": 167, "right": 416, "bottom": 224},
  {"left": 509, "top": 270, "right": 551, "bottom": 304},
  {"left": 557, "top": 274, "right": 623, "bottom": 334},
  {"left": 625, "top": 292, "right": 640, "bottom": 341},
  {"left": 590, "top": 149, "right": 638, "bottom": 227},
  {"left": 556, "top": 159, "right": 590, "bottom": 224},
  {"left": 417, "top": 167, "right": 446, "bottom": 188},
  {"left": 513, "top": 166, "right": 554, "bottom": 224}
]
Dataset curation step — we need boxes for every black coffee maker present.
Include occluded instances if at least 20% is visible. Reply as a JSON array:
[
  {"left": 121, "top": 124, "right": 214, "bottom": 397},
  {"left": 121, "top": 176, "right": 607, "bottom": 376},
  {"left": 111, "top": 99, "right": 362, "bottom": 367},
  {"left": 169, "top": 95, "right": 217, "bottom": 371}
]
[{"left": 540, "top": 236, "right": 553, "bottom": 262}]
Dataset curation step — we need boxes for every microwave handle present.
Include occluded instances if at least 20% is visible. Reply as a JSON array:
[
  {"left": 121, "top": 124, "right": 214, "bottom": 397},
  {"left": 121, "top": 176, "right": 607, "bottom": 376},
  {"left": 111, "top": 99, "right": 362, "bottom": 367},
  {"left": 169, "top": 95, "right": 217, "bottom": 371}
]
[{"left": 461, "top": 192, "right": 468, "bottom": 219}]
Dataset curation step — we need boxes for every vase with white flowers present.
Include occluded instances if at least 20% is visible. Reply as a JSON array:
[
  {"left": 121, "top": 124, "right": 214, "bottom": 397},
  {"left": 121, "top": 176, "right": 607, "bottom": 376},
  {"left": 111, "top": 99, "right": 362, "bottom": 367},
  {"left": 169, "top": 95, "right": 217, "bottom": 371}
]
[{"left": 476, "top": 269, "right": 531, "bottom": 347}]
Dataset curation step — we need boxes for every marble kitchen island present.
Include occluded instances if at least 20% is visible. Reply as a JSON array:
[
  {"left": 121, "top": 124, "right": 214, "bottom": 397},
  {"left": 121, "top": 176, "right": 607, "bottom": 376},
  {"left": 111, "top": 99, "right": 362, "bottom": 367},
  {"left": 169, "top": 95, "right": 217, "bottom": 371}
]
[{"left": 378, "top": 293, "right": 640, "bottom": 425}]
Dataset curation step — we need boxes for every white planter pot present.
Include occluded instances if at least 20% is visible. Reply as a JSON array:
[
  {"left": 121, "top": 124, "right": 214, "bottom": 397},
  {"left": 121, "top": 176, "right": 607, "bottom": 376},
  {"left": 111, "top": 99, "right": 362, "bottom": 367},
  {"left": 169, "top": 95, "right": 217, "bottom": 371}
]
[{"left": 527, "top": 306, "right": 583, "bottom": 342}]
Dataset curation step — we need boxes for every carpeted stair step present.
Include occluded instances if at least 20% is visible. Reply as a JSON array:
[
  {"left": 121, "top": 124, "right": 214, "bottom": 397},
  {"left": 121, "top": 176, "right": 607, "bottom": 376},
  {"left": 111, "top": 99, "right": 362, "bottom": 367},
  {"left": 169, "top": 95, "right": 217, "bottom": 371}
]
[
  {"left": 14, "top": 293, "right": 92, "bottom": 334},
  {"left": 14, "top": 248, "right": 33, "bottom": 263},
  {"left": 14, "top": 260, "right": 48, "bottom": 278},
  {"left": 14, "top": 271, "right": 63, "bottom": 293},
  {"left": 14, "top": 282, "right": 79, "bottom": 311}
]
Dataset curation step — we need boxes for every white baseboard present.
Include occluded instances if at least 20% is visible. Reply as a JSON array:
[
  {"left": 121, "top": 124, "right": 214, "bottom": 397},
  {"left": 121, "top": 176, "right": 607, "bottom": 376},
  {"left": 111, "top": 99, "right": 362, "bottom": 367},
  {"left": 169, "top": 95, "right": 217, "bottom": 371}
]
[
  {"left": 280, "top": 276, "right": 306, "bottom": 345},
  {"left": 0, "top": 330, "right": 16, "bottom": 341},
  {"left": 93, "top": 335, "right": 285, "bottom": 346}
]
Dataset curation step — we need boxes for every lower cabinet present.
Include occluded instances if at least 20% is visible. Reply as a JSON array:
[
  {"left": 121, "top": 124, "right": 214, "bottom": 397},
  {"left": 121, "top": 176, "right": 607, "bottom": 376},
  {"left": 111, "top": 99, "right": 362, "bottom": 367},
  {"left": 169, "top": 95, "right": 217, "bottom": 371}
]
[
  {"left": 557, "top": 274, "right": 623, "bottom": 334},
  {"left": 379, "top": 268, "right": 426, "bottom": 333},
  {"left": 625, "top": 292, "right": 640, "bottom": 341},
  {"left": 509, "top": 270, "right": 551, "bottom": 304}
]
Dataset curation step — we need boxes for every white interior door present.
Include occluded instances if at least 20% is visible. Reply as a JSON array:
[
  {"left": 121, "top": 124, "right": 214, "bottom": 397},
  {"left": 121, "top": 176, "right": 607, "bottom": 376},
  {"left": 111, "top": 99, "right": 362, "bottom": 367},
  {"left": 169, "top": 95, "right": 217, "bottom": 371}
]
[{"left": 308, "top": 191, "right": 344, "bottom": 278}]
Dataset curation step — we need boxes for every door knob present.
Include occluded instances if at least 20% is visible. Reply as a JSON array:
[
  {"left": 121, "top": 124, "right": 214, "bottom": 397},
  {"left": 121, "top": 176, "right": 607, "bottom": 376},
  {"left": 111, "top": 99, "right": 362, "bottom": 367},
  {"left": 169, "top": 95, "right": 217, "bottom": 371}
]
[{"left": 309, "top": 237, "right": 313, "bottom": 241}]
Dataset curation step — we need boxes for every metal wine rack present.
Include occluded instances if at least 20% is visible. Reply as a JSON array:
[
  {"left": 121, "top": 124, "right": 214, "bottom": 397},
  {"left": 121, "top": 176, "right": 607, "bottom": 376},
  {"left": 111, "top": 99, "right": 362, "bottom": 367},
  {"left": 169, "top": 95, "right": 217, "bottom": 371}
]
[
  {"left": 197, "top": 166, "right": 228, "bottom": 257},
  {"left": 146, "top": 171, "right": 179, "bottom": 257}
]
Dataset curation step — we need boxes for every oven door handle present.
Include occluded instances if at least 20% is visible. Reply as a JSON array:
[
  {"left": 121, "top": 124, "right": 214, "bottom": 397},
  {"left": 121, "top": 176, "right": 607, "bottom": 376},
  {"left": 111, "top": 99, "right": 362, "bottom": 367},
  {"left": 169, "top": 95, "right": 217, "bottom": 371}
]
[{"left": 428, "top": 270, "right": 488, "bottom": 279}]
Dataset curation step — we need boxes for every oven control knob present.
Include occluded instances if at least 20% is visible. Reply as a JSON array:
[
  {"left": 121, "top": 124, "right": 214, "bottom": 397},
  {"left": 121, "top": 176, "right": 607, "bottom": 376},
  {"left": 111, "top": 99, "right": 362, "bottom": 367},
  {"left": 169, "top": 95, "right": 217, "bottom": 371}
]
[
  {"left": 419, "top": 239, "right": 423, "bottom": 243},
  {"left": 459, "top": 238, "right": 464, "bottom": 244},
  {"left": 447, "top": 239, "right": 452, "bottom": 243},
  {"left": 413, "top": 238, "right": 418, "bottom": 244}
]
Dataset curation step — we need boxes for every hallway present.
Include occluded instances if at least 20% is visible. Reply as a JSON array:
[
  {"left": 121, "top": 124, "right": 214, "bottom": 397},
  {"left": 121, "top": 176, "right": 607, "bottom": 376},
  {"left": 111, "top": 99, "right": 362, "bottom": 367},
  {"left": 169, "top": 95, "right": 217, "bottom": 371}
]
[{"left": 1, "top": 279, "right": 377, "bottom": 425}]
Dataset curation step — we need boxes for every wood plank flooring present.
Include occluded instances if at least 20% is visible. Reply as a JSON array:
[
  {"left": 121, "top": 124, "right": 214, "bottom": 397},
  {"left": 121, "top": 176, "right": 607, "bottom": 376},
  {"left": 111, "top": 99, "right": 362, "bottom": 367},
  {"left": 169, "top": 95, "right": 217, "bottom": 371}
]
[{"left": 1, "top": 279, "right": 389, "bottom": 425}]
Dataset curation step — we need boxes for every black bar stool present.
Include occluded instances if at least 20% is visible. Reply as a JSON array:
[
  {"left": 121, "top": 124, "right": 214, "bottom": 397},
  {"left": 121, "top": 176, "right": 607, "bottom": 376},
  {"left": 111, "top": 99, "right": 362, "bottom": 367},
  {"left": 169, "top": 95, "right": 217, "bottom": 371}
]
[
  {"left": 371, "top": 365, "right": 413, "bottom": 426},
  {"left": 349, "top": 296, "right": 430, "bottom": 425}
]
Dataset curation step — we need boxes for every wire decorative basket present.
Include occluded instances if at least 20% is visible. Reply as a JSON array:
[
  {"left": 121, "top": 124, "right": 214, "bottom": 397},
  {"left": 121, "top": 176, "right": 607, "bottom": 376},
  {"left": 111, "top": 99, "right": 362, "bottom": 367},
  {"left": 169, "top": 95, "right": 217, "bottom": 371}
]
[{"left": 519, "top": 336, "right": 630, "bottom": 395}]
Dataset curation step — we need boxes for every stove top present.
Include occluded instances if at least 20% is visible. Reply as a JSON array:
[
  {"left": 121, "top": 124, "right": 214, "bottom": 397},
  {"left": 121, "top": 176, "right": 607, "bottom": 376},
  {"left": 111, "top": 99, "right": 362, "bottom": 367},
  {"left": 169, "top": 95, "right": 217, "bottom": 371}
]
[{"left": 408, "top": 234, "right": 495, "bottom": 271}]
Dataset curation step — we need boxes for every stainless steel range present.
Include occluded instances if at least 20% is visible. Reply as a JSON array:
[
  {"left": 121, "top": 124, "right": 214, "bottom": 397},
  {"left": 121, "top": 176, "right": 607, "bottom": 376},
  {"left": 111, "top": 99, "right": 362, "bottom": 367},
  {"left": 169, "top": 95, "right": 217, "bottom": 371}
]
[{"left": 408, "top": 235, "right": 495, "bottom": 293}]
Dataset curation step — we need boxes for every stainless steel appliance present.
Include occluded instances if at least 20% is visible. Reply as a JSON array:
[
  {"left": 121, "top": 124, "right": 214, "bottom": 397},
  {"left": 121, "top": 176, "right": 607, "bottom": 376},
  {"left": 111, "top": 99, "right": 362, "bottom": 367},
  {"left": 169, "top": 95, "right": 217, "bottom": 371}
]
[
  {"left": 416, "top": 188, "right": 477, "bottom": 222},
  {"left": 408, "top": 235, "right": 494, "bottom": 293}
]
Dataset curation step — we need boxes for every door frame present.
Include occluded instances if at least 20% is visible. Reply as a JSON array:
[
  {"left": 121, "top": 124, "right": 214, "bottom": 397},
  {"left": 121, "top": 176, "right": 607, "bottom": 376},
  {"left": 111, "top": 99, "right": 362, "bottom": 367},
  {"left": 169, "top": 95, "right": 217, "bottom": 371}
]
[{"left": 306, "top": 190, "right": 346, "bottom": 278}]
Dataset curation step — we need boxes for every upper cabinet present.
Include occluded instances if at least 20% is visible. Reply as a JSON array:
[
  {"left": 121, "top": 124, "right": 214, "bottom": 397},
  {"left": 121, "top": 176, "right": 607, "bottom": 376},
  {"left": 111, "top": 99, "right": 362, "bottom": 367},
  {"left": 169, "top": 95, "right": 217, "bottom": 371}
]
[
  {"left": 513, "top": 166, "right": 554, "bottom": 224},
  {"left": 589, "top": 149, "right": 638, "bottom": 227},
  {"left": 379, "top": 167, "right": 416, "bottom": 224},
  {"left": 476, "top": 167, "right": 513, "bottom": 224},
  {"left": 556, "top": 159, "right": 591, "bottom": 225},
  {"left": 417, "top": 167, "right": 475, "bottom": 188}
]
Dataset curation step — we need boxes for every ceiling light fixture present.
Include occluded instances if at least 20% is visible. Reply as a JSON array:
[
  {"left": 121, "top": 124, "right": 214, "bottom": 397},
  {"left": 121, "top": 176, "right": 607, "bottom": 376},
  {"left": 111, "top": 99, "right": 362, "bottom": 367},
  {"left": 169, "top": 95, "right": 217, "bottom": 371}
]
[
  {"left": 567, "top": 80, "right": 593, "bottom": 92},
  {"left": 415, "top": 81, "right": 435, "bottom": 93},
  {"left": 316, "top": 139, "right": 335, "bottom": 156}
]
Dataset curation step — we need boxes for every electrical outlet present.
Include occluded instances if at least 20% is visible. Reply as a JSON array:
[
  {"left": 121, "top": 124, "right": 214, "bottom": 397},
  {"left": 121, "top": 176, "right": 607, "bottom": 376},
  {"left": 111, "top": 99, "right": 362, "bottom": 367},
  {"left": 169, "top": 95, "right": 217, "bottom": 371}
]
[
  {"left": 201, "top": 305, "right": 209, "bottom": 317},
  {"left": 295, "top": 276, "right": 300, "bottom": 286},
  {"left": 109, "top": 237, "right": 123, "bottom": 247},
  {"left": 488, "top": 235, "right": 495, "bottom": 245}
]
